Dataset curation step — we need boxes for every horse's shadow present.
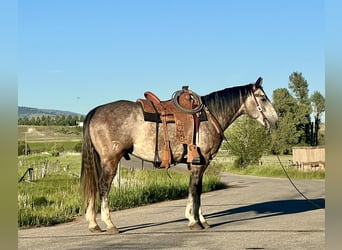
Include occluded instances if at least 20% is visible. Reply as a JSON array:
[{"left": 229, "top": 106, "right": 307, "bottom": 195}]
[
  {"left": 119, "top": 198, "right": 325, "bottom": 233},
  {"left": 206, "top": 198, "right": 325, "bottom": 228}
]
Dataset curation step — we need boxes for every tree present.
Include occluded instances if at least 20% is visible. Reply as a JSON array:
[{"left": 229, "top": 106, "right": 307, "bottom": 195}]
[
  {"left": 288, "top": 72, "right": 312, "bottom": 145},
  {"left": 40, "top": 115, "right": 47, "bottom": 126},
  {"left": 18, "top": 117, "right": 23, "bottom": 125},
  {"left": 289, "top": 72, "right": 310, "bottom": 105},
  {"left": 66, "top": 115, "right": 77, "bottom": 126},
  {"left": 310, "top": 91, "right": 325, "bottom": 145},
  {"left": 29, "top": 117, "right": 36, "bottom": 126},
  {"left": 46, "top": 115, "right": 52, "bottom": 126},
  {"left": 54, "top": 115, "right": 61, "bottom": 125},
  {"left": 272, "top": 88, "right": 297, "bottom": 116},
  {"left": 224, "top": 116, "right": 270, "bottom": 168},
  {"left": 22, "top": 116, "right": 29, "bottom": 125},
  {"left": 271, "top": 88, "right": 301, "bottom": 154},
  {"left": 35, "top": 116, "right": 41, "bottom": 126},
  {"left": 311, "top": 91, "right": 325, "bottom": 118}
]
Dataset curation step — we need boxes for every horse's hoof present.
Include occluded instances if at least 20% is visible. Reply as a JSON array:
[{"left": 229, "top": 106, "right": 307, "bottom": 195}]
[
  {"left": 189, "top": 222, "right": 203, "bottom": 230},
  {"left": 202, "top": 222, "right": 211, "bottom": 229},
  {"left": 89, "top": 225, "right": 102, "bottom": 233},
  {"left": 107, "top": 226, "right": 119, "bottom": 234}
]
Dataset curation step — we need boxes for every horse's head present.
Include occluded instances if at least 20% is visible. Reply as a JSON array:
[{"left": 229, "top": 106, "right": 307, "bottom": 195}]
[{"left": 245, "top": 77, "right": 278, "bottom": 131}]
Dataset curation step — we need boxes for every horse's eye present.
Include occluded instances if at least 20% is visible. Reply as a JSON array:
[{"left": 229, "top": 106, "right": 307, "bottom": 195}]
[{"left": 259, "top": 96, "right": 266, "bottom": 101}]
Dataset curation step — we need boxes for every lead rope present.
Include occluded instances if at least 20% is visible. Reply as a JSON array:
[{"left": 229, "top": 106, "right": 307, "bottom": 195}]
[
  {"left": 275, "top": 154, "right": 323, "bottom": 209},
  {"left": 252, "top": 90, "right": 323, "bottom": 209}
]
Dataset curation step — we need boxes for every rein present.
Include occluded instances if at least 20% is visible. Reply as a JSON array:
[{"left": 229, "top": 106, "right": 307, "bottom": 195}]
[{"left": 203, "top": 105, "right": 228, "bottom": 141}]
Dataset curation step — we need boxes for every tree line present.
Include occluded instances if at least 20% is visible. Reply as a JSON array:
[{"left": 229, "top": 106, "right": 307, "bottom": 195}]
[
  {"left": 18, "top": 114, "right": 85, "bottom": 126},
  {"left": 224, "top": 71, "right": 325, "bottom": 168}
]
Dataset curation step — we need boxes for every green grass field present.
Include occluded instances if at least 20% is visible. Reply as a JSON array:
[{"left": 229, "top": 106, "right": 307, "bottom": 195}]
[
  {"left": 213, "top": 153, "right": 325, "bottom": 179},
  {"left": 18, "top": 126, "right": 82, "bottom": 154},
  {"left": 18, "top": 125, "right": 82, "bottom": 142}
]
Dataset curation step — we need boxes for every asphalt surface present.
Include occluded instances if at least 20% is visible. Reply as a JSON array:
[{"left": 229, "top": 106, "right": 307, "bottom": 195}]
[{"left": 18, "top": 164, "right": 325, "bottom": 250}]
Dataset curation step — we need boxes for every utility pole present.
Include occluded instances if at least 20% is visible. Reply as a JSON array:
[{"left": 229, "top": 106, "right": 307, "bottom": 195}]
[{"left": 24, "top": 132, "right": 28, "bottom": 156}]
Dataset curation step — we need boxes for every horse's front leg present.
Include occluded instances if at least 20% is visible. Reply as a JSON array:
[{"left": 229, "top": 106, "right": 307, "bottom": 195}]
[
  {"left": 185, "top": 165, "right": 209, "bottom": 230},
  {"left": 199, "top": 207, "right": 210, "bottom": 229}
]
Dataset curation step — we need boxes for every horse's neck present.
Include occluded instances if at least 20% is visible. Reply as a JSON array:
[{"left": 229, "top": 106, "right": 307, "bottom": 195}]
[
  {"left": 215, "top": 103, "right": 245, "bottom": 131},
  {"left": 202, "top": 87, "right": 248, "bottom": 131}
]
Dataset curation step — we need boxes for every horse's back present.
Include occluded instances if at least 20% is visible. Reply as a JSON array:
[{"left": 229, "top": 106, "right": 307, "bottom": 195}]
[
  {"left": 86, "top": 100, "right": 144, "bottom": 158},
  {"left": 89, "top": 100, "right": 138, "bottom": 115}
]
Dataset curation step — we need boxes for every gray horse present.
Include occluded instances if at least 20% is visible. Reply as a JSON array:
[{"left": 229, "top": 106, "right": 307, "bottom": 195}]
[{"left": 80, "top": 77, "right": 278, "bottom": 234}]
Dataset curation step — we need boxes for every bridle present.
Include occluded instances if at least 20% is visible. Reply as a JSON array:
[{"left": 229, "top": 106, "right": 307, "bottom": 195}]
[{"left": 251, "top": 89, "right": 270, "bottom": 130}]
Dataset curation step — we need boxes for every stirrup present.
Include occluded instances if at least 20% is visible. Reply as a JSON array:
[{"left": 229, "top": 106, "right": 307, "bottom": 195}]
[{"left": 186, "top": 144, "right": 201, "bottom": 164}]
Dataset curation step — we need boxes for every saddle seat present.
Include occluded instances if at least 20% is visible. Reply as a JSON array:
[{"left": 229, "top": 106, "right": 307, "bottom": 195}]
[
  {"left": 137, "top": 86, "right": 204, "bottom": 168},
  {"left": 139, "top": 91, "right": 186, "bottom": 122}
]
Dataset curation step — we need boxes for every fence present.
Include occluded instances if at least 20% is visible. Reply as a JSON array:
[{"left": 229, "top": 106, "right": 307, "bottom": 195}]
[
  {"left": 292, "top": 146, "right": 325, "bottom": 171},
  {"left": 18, "top": 158, "right": 75, "bottom": 182}
]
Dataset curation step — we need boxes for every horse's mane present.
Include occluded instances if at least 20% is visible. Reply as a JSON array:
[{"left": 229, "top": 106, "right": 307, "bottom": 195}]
[{"left": 202, "top": 84, "right": 254, "bottom": 114}]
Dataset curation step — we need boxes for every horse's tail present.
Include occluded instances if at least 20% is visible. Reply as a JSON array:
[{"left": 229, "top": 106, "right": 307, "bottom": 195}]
[{"left": 80, "top": 108, "right": 101, "bottom": 212}]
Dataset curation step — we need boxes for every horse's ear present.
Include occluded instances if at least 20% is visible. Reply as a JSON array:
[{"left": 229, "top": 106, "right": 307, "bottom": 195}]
[{"left": 255, "top": 77, "right": 263, "bottom": 88}]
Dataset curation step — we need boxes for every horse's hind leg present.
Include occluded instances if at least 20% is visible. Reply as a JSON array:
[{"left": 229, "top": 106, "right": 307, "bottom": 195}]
[
  {"left": 86, "top": 196, "right": 102, "bottom": 232},
  {"left": 99, "top": 157, "right": 120, "bottom": 234}
]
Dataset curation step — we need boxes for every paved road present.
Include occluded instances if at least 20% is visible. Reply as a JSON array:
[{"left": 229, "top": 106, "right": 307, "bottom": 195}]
[{"left": 19, "top": 170, "right": 325, "bottom": 250}]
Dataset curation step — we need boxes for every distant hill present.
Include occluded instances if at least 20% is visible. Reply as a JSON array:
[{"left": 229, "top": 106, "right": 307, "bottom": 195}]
[{"left": 18, "top": 106, "right": 84, "bottom": 118}]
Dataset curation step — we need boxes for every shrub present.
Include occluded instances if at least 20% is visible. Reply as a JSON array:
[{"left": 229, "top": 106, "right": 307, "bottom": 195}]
[
  {"left": 224, "top": 116, "right": 270, "bottom": 168},
  {"left": 49, "top": 144, "right": 64, "bottom": 156},
  {"left": 73, "top": 142, "right": 82, "bottom": 152},
  {"left": 18, "top": 141, "right": 31, "bottom": 156}
]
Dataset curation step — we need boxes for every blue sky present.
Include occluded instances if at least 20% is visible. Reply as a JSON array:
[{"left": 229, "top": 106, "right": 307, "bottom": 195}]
[{"left": 18, "top": 0, "right": 325, "bottom": 117}]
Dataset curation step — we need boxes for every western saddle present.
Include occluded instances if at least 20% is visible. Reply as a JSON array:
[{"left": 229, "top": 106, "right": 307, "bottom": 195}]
[{"left": 137, "top": 86, "right": 205, "bottom": 168}]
